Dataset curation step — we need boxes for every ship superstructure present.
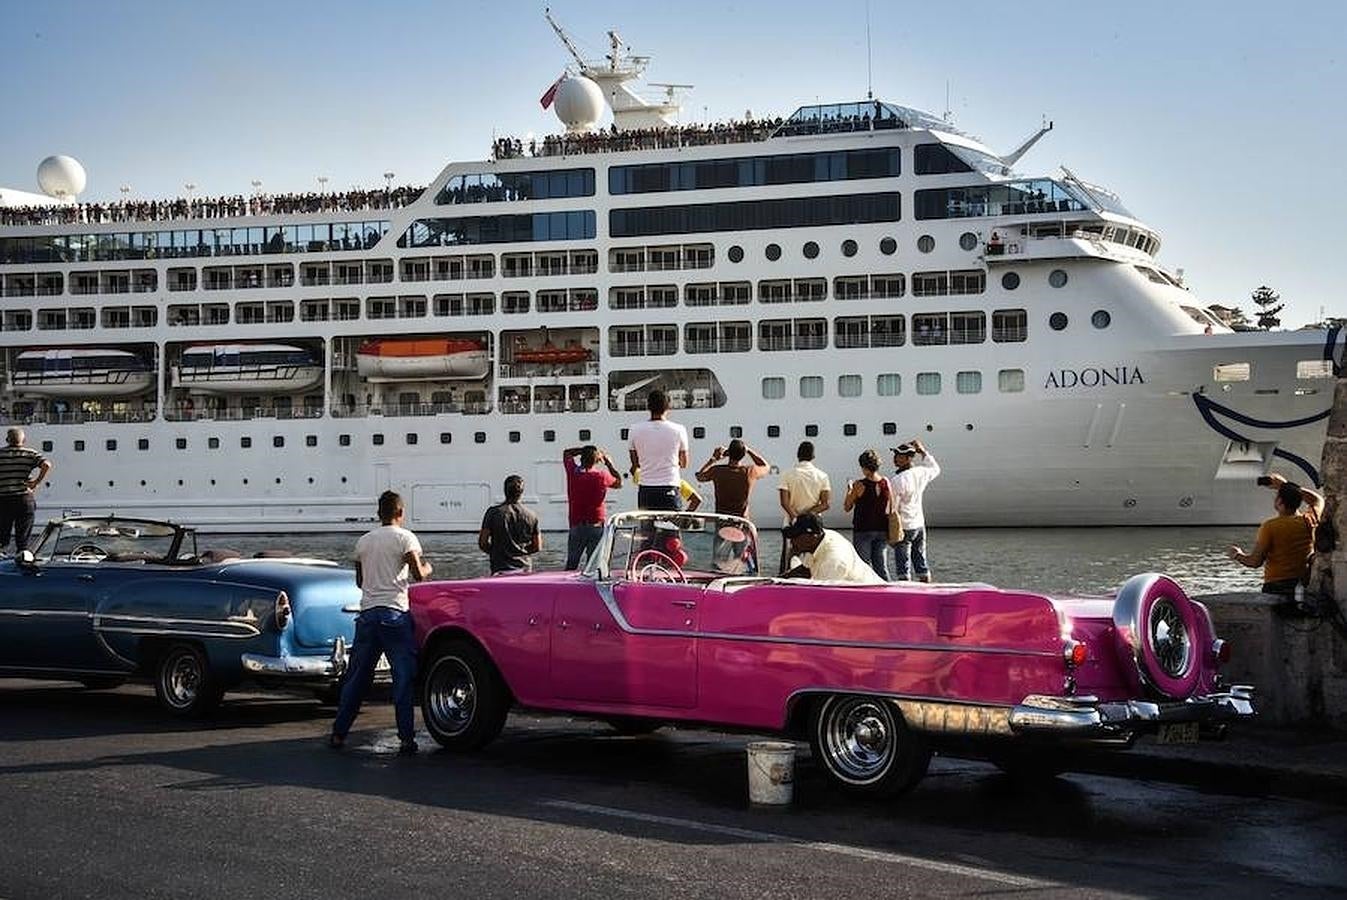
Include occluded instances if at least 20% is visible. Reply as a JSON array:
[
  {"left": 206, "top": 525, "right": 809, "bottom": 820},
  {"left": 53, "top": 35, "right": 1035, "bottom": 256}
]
[{"left": 0, "top": 23, "right": 1338, "bottom": 532}]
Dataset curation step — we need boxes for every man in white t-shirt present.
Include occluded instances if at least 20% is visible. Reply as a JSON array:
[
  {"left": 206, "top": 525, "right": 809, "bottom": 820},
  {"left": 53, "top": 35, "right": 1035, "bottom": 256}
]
[
  {"left": 889, "top": 440, "right": 940, "bottom": 582},
  {"left": 776, "top": 440, "right": 832, "bottom": 574},
  {"left": 627, "top": 388, "right": 689, "bottom": 511},
  {"left": 330, "top": 490, "right": 432, "bottom": 753},
  {"left": 781, "top": 513, "right": 884, "bottom": 585}
]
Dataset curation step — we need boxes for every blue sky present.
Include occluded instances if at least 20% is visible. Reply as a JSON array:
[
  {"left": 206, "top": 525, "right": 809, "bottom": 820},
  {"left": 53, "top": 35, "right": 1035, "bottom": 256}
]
[{"left": 2, "top": 0, "right": 1343, "bottom": 325}]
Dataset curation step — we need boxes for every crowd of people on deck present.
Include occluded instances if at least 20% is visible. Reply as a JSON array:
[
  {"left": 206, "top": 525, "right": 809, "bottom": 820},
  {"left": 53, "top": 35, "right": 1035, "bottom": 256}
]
[
  {"left": 491, "top": 116, "right": 785, "bottom": 160},
  {"left": 0, "top": 185, "right": 426, "bottom": 227}
]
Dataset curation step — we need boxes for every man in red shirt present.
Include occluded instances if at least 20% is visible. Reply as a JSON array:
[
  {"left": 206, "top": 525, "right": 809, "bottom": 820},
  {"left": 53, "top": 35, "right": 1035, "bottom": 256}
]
[{"left": 563, "top": 445, "right": 624, "bottom": 569}]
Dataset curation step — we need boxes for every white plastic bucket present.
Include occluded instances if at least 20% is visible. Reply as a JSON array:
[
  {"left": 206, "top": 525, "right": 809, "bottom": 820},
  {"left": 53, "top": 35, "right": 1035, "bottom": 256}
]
[{"left": 746, "top": 740, "right": 795, "bottom": 805}]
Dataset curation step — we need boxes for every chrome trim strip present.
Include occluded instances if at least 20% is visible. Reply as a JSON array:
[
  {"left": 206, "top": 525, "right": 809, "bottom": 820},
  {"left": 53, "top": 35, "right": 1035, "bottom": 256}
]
[
  {"left": 0, "top": 665, "right": 130, "bottom": 676},
  {"left": 592, "top": 581, "right": 1056, "bottom": 658},
  {"left": 1008, "top": 686, "right": 1256, "bottom": 737},
  {"left": 94, "top": 626, "right": 259, "bottom": 639},
  {"left": 93, "top": 613, "right": 261, "bottom": 637},
  {"left": 0, "top": 609, "right": 90, "bottom": 618}
]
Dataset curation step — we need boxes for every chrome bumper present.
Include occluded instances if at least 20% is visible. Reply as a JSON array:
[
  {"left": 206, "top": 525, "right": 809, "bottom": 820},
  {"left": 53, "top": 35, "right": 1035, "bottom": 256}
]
[
  {"left": 1008, "top": 686, "right": 1256, "bottom": 739},
  {"left": 240, "top": 636, "right": 349, "bottom": 680}
]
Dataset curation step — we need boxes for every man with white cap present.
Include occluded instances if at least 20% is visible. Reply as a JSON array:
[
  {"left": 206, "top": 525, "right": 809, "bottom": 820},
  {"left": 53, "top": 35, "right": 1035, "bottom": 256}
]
[{"left": 889, "top": 439, "right": 940, "bottom": 582}]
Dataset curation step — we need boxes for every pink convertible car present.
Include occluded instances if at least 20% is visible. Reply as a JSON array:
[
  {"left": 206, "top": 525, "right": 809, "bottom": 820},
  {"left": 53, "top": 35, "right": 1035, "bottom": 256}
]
[{"left": 410, "top": 511, "right": 1253, "bottom": 796}]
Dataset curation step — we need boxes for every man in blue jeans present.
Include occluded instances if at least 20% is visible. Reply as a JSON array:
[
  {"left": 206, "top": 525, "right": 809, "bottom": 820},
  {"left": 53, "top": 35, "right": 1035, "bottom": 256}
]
[
  {"left": 330, "top": 490, "right": 432, "bottom": 753},
  {"left": 889, "top": 440, "right": 940, "bottom": 582}
]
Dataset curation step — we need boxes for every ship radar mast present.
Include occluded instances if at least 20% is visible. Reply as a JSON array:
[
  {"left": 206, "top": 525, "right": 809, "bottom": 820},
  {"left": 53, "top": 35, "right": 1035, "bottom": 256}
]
[{"left": 544, "top": 8, "right": 690, "bottom": 131}]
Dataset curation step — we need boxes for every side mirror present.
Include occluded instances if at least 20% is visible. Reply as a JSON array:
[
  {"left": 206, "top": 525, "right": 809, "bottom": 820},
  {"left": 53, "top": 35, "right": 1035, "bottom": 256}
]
[{"left": 16, "top": 549, "right": 37, "bottom": 571}]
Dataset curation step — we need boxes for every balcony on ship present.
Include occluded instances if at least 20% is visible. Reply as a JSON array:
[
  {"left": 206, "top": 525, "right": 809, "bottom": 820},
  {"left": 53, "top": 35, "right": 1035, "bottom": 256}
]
[{"left": 981, "top": 220, "right": 1161, "bottom": 264}]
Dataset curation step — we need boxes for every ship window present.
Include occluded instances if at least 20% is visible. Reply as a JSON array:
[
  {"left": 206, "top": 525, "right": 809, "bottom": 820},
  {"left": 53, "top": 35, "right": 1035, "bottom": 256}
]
[
  {"left": 74, "top": 440, "right": 85, "bottom": 452},
  {"left": 803, "top": 241, "right": 819, "bottom": 259},
  {"left": 766, "top": 243, "right": 782, "bottom": 261},
  {"left": 872, "top": 315, "right": 905, "bottom": 348},
  {"left": 1001, "top": 272, "right": 1020, "bottom": 291},
  {"left": 949, "top": 270, "right": 985, "bottom": 295},
  {"left": 579, "top": 429, "right": 591, "bottom": 441},
  {"left": 339, "top": 434, "right": 351, "bottom": 447},
  {"left": 693, "top": 426, "right": 706, "bottom": 439},
  {"left": 398, "top": 210, "right": 596, "bottom": 248},
  {"left": 502, "top": 292, "right": 530, "bottom": 314},
  {"left": 992, "top": 308, "right": 1028, "bottom": 342},
  {"left": 768, "top": 425, "right": 781, "bottom": 438},
  {"left": 474, "top": 432, "right": 486, "bottom": 444},
  {"left": 914, "top": 143, "right": 973, "bottom": 175},
  {"left": 620, "top": 428, "right": 629, "bottom": 441},
  {"left": 1049, "top": 312, "right": 1069, "bottom": 331},
  {"left": 880, "top": 236, "right": 897, "bottom": 255},
  {"left": 877, "top": 373, "right": 901, "bottom": 396},
  {"left": 273, "top": 436, "right": 285, "bottom": 448},
  {"left": 40, "top": 440, "right": 52, "bottom": 452},
  {"left": 439, "top": 432, "right": 452, "bottom": 444},
  {"left": 1214, "top": 362, "right": 1251, "bottom": 382},
  {"left": 916, "top": 372, "right": 942, "bottom": 395},
  {"left": 1298, "top": 360, "right": 1334, "bottom": 380},
  {"left": 543, "top": 430, "right": 556, "bottom": 442},
  {"left": 913, "top": 313, "right": 948, "bottom": 346},
  {"left": 404, "top": 433, "right": 417, "bottom": 446},
  {"left": 762, "top": 377, "right": 785, "bottom": 400},
  {"left": 728, "top": 245, "right": 744, "bottom": 263},
  {"left": 209, "top": 437, "right": 221, "bottom": 449},
  {"left": 730, "top": 426, "right": 743, "bottom": 439},
  {"left": 956, "top": 371, "right": 983, "bottom": 394},
  {"left": 998, "top": 369, "right": 1026, "bottom": 393},
  {"left": 871, "top": 274, "right": 904, "bottom": 298},
  {"left": 371, "top": 434, "right": 384, "bottom": 446},
  {"left": 959, "top": 232, "right": 978, "bottom": 251},
  {"left": 609, "top": 192, "right": 900, "bottom": 238},
  {"left": 171, "top": 437, "right": 186, "bottom": 450},
  {"left": 805, "top": 424, "right": 819, "bottom": 437},
  {"left": 841, "top": 239, "right": 858, "bottom": 257},
  {"left": 800, "top": 376, "right": 824, "bottom": 399},
  {"left": 1091, "top": 310, "right": 1112, "bottom": 329},
  {"left": 1049, "top": 269, "right": 1069, "bottom": 288},
  {"left": 950, "top": 311, "right": 986, "bottom": 344},
  {"left": 882, "top": 422, "right": 897, "bottom": 436},
  {"left": 437, "top": 168, "right": 595, "bottom": 204},
  {"left": 509, "top": 432, "right": 520, "bottom": 443},
  {"left": 609, "top": 148, "right": 899, "bottom": 194},
  {"left": 240, "top": 437, "right": 252, "bottom": 449},
  {"left": 838, "top": 375, "right": 862, "bottom": 397}
]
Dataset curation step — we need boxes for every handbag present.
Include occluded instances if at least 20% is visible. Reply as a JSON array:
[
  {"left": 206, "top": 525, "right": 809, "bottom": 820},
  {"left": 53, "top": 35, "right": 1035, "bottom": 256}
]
[{"left": 884, "top": 481, "right": 904, "bottom": 544}]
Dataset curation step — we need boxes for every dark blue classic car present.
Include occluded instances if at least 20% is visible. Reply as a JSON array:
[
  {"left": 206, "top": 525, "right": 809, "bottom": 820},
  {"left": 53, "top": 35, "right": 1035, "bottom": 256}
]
[{"left": 0, "top": 516, "right": 362, "bottom": 715}]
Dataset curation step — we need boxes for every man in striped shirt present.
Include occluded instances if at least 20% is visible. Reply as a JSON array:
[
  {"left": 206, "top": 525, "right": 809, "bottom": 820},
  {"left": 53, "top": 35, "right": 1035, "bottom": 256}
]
[{"left": 0, "top": 428, "right": 52, "bottom": 554}]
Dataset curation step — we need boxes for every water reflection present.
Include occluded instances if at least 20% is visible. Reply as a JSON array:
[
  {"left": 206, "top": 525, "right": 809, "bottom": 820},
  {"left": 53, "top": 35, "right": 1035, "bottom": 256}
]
[{"left": 220, "top": 526, "right": 1258, "bottom": 597}]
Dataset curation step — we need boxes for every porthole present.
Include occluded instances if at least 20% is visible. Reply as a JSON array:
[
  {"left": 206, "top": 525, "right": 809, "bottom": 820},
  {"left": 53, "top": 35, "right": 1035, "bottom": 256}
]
[
  {"left": 509, "top": 431, "right": 521, "bottom": 443},
  {"left": 925, "top": 424, "right": 934, "bottom": 432},
  {"left": 137, "top": 439, "right": 149, "bottom": 451},
  {"left": 139, "top": 480, "right": 146, "bottom": 487},
  {"left": 543, "top": 429, "right": 556, "bottom": 442},
  {"left": 1091, "top": 309, "right": 1112, "bottom": 329},
  {"left": 338, "top": 434, "right": 351, "bottom": 447},
  {"left": 693, "top": 426, "right": 706, "bottom": 440},
  {"left": 767, "top": 425, "right": 780, "bottom": 438},
  {"left": 803, "top": 241, "right": 820, "bottom": 260},
  {"left": 405, "top": 433, "right": 417, "bottom": 445},
  {"left": 1049, "top": 269, "right": 1069, "bottom": 288},
  {"left": 177, "top": 479, "right": 184, "bottom": 486},
  {"left": 74, "top": 440, "right": 85, "bottom": 452},
  {"left": 730, "top": 426, "right": 743, "bottom": 438},
  {"left": 841, "top": 239, "right": 858, "bottom": 257},
  {"left": 208, "top": 437, "right": 220, "bottom": 450},
  {"left": 242, "top": 478, "right": 249, "bottom": 485},
  {"left": 805, "top": 424, "right": 819, "bottom": 437},
  {"left": 1049, "top": 312, "right": 1069, "bottom": 331},
  {"left": 879, "top": 237, "right": 897, "bottom": 256},
  {"left": 728, "top": 245, "right": 744, "bottom": 263},
  {"left": 175, "top": 438, "right": 187, "bottom": 450},
  {"left": 372, "top": 433, "right": 384, "bottom": 446},
  {"left": 474, "top": 432, "right": 486, "bottom": 444},
  {"left": 440, "top": 432, "right": 452, "bottom": 444},
  {"left": 965, "top": 423, "right": 974, "bottom": 431},
  {"left": 273, "top": 436, "right": 284, "bottom": 448},
  {"left": 882, "top": 422, "right": 897, "bottom": 436},
  {"left": 843, "top": 423, "right": 857, "bottom": 437},
  {"left": 240, "top": 437, "right": 252, "bottom": 449},
  {"left": 340, "top": 476, "right": 347, "bottom": 484},
  {"left": 209, "top": 479, "right": 216, "bottom": 486},
  {"left": 305, "top": 435, "right": 317, "bottom": 447},
  {"left": 307, "top": 477, "right": 315, "bottom": 484},
  {"left": 108, "top": 480, "right": 115, "bottom": 487},
  {"left": 1001, "top": 271, "right": 1020, "bottom": 291},
  {"left": 578, "top": 429, "right": 591, "bottom": 441},
  {"left": 41, "top": 440, "right": 53, "bottom": 452},
  {"left": 619, "top": 428, "right": 629, "bottom": 441},
  {"left": 274, "top": 478, "right": 282, "bottom": 485},
  {"left": 765, "top": 243, "right": 781, "bottom": 261},
  {"left": 917, "top": 235, "right": 935, "bottom": 254},
  {"left": 76, "top": 481, "right": 83, "bottom": 487},
  {"left": 959, "top": 232, "right": 978, "bottom": 251},
  {"left": 106, "top": 439, "right": 117, "bottom": 451}
]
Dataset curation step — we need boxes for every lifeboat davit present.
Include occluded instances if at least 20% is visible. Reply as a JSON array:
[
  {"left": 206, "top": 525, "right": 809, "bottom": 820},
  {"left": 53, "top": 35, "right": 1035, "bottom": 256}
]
[
  {"left": 356, "top": 338, "right": 489, "bottom": 382},
  {"left": 173, "top": 343, "right": 324, "bottom": 395},
  {"left": 10, "top": 348, "right": 155, "bottom": 398},
  {"left": 514, "top": 346, "right": 591, "bottom": 365}
]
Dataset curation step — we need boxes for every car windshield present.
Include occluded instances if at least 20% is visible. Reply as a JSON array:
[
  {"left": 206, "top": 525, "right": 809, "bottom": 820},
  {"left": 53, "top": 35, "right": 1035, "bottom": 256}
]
[
  {"left": 604, "top": 512, "right": 759, "bottom": 580},
  {"left": 34, "top": 518, "right": 181, "bottom": 563}
]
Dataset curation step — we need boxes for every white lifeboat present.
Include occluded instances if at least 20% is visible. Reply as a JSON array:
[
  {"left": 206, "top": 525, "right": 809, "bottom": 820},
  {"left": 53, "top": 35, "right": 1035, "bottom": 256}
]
[
  {"left": 355, "top": 337, "right": 489, "bottom": 382},
  {"left": 172, "top": 343, "right": 324, "bottom": 394},
  {"left": 9, "top": 348, "right": 155, "bottom": 398}
]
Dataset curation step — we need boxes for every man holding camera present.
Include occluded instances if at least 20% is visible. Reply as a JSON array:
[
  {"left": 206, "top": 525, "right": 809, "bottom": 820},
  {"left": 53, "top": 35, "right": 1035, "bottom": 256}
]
[{"left": 1227, "top": 473, "right": 1324, "bottom": 597}]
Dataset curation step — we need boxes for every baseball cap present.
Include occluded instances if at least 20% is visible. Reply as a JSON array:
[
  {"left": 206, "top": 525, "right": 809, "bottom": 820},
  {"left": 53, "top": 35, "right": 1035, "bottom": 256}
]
[
  {"left": 781, "top": 512, "right": 824, "bottom": 538},
  {"left": 890, "top": 443, "right": 917, "bottom": 456}
]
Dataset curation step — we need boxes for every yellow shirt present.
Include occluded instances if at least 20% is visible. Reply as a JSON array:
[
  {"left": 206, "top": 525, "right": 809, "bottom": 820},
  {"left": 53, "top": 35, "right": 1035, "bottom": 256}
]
[{"left": 1256, "top": 514, "right": 1314, "bottom": 584}]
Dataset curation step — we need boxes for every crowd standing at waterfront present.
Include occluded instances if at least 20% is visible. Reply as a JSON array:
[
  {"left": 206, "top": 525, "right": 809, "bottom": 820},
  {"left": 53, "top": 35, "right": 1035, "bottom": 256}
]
[
  {"left": 0, "top": 185, "right": 425, "bottom": 227},
  {"left": 491, "top": 116, "right": 784, "bottom": 161}
]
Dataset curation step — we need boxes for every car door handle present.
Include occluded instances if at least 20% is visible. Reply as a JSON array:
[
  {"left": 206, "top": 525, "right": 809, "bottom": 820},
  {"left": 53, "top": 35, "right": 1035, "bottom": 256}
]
[
  {"left": 670, "top": 600, "right": 697, "bottom": 609},
  {"left": 78, "top": 574, "right": 95, "bottom": 583}
]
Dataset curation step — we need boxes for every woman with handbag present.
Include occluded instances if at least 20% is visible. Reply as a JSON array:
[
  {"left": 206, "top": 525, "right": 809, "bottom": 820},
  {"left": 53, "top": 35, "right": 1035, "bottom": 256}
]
[{"left": 843, "top": 448, "right": 893, "bottom": 581}]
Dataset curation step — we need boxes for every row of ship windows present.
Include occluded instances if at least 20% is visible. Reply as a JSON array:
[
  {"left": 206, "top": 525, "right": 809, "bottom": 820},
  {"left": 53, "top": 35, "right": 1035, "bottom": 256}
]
[{"left": 434, "top": 144, "right": 1005, "bottom": 205}]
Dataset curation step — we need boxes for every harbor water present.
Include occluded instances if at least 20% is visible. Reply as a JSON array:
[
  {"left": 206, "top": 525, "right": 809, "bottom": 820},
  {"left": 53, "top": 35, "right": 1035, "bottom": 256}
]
[{"left": 217, "top": 525, "right": 1259, "bottom": 597}]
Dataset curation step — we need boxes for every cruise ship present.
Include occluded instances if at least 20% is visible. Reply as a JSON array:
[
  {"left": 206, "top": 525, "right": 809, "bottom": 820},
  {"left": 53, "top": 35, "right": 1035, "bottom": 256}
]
[{"left": 0, "top": 20, "right": 1339, "bottom": 533}]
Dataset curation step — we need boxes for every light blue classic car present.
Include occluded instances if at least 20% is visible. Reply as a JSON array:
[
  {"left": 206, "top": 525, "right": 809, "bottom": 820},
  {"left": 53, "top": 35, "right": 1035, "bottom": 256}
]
[{"left": 0, "top": 515, "right": 362, "bottom": 716}]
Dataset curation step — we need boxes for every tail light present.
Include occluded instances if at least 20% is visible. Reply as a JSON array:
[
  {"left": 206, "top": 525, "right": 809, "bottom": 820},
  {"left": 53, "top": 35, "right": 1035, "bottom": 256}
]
[
  {"left": 1063, "top": 639, "right": 1089, "bottom": 668},
  {"left": 275, "top": 591, "right": 291, "bottom": 629}
]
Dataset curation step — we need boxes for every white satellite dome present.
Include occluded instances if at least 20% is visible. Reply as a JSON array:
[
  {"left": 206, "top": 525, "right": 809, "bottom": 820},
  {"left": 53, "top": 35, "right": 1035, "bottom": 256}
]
[
  {"left": 553, "top": 76, "right": 605, "bottom": 132},
  {"left": 37, "top": 155, "right": 87, "bottom": 199}
]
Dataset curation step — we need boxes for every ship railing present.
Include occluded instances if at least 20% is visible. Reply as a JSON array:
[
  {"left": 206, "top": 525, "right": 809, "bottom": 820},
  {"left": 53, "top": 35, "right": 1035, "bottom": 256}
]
[
  {"left": 328, "top": 402, "right": 493, "bottom": 419},
  {"left": 0, "top": 408, "right": 158, "bottom": 426}
]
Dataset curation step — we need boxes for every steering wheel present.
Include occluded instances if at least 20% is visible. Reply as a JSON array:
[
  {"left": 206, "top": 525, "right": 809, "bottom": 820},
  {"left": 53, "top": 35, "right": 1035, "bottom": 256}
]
[
  {"left": 630, "top": 549, "right": 687, "bottom": 584},
  {"left": 68, "top": 543, "right": 108, "bottom": 563}
]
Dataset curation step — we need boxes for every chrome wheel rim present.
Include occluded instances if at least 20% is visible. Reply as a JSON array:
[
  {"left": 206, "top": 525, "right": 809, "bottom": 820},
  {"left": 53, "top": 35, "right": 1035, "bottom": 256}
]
[
  {"left": 1148, "top": 598, "right": 1191, "bottom": 678},
  {"left": 821, "top": 697, "right": 895, "bottom": 783},
  {"left": 426, "top": 656, "right": 476, "bottom": 736},
  {"left": 162, "top": 651, "right": 201, "bottom": 708}
]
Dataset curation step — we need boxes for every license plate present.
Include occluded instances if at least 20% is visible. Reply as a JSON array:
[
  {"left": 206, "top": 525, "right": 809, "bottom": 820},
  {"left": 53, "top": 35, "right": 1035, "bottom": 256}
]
[{"left": 1157, "top": 722, "right": 1200, "bottom": 744}]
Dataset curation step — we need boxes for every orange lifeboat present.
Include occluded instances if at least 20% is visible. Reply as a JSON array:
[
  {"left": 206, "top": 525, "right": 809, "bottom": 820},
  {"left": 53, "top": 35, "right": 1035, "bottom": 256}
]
[
  {"left": 356, "top": 337, "right": 490, "bottom": 381},
  {"left": 514, "top": 346, "right": 591, "bottom": 364}
]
